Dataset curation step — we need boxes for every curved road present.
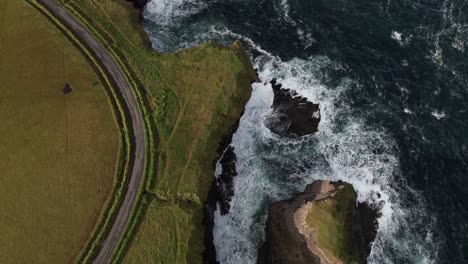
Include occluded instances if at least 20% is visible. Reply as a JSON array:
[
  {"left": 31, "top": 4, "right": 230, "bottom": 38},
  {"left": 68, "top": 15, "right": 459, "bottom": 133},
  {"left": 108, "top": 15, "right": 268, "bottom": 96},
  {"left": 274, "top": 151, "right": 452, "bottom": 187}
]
[{"left": 36, "top": 0, "right": 146, "bottom": 263}]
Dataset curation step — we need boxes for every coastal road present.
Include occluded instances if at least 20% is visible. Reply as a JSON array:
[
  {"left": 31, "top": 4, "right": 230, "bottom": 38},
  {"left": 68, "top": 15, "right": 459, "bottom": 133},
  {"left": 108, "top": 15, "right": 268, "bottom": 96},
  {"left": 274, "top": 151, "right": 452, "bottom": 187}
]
[{"left": 36, "top": 0, "right": 146, "bottom": 263}]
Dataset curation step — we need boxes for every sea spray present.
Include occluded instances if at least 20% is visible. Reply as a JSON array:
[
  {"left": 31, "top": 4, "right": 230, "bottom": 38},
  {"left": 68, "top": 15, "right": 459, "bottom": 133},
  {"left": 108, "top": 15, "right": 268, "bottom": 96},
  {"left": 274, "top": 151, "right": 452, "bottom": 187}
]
[
  {"left": 141, "top": 0, "right": 445, "bottom": 262},
  {"left": 213, "top": 55, "right": 437, "bottom": 263}
]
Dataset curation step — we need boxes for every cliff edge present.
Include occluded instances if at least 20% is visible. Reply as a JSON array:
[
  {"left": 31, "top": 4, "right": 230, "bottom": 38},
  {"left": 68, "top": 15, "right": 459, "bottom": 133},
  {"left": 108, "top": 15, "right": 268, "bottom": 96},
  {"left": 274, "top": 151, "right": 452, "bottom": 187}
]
[
  {"left": 258, "top": 180, "right": 379, "bottom": 264},
  {"left": 127, "top": 0, "right": 149, "bottom": 8}
]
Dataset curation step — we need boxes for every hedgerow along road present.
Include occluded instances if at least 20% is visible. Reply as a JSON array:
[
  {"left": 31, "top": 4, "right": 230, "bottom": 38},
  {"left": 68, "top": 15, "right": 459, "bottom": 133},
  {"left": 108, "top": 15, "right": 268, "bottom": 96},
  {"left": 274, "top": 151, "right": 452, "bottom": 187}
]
[{"left": 36, "top": 0, "right": 147, "bottom": 263}]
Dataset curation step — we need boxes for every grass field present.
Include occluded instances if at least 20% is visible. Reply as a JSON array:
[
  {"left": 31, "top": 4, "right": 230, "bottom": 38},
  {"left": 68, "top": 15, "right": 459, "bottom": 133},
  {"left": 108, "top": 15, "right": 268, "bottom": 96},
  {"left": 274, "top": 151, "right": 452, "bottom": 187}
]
[
  {"left": 51, "top": 0, "right": 255, "bottom": 262},
  {"left": 305, "top": 184, "right": 359, "bottom": 264},
  {"left": 0, "top": 0, "right": 119, "bottom": 263},
  {"left": 122, "top": 199, "right": 205, "bottom": 264}
]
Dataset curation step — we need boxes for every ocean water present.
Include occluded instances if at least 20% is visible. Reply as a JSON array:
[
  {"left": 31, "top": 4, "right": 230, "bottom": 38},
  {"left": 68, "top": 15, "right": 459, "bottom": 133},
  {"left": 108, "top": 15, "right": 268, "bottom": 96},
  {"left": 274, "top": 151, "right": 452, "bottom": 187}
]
[{"left": 141, "top": 0, "right": 468, "bottom": 263}]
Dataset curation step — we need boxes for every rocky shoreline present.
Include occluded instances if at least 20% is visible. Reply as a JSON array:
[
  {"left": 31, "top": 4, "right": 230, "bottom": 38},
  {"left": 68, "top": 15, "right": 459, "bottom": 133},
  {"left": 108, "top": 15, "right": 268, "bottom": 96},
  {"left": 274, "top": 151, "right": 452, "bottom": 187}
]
[
  {"left": 258, "top": 180, "right": 379, "bottom": 264},
  {"left": 123, "top": 2, "right": 249, "bottom": 262},
  {"left": 203, "top": 114, "right": 243, "bottom": 264},
  {"left": 203, "top": 76, "right": 324, "bottom": 262},
  {"left": 216, "top": 145, "right": 238, "bottom": 215},
  {"left": 126, "top": 2, "right": 331, "bottom": 262}
]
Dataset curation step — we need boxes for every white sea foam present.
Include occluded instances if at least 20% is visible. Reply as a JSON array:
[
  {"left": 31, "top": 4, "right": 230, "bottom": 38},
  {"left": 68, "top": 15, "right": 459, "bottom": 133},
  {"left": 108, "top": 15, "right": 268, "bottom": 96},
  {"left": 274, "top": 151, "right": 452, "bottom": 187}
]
[
  {"left": 429, "top": 22, "right": 467, "bottom": 67},
  {"left": 297, "top": 28, "right": 316, "bottom": 49},
  {"left": 141, "top": 2, "right": 439, "bottom": 261},
  {"left": 280, "top": 0, "right": 291, "bottom": 20},
  {"left": 391, "top": 31, "right": 403, "bottom": 44},
  {"left": 391, "top": 30, "right": 412, "bottom": 47},
  {"left": 213, "top": 55, "right": 438, "bottom": 264},
  {"left": 204, "top": 27, "right": 278, "bottom": 58},
  {"left": 144, "top": 0, "right": 206, "bottom": 26},
  {"left": 426, "top": 0, "right": 467, "bottom": 67},
  {"left": 431, "top": 110, "right": 446, "bottom": 120},
  {"left": 142, "top": 0, "right": 210, "bottom": 52},
  {"left": 276, "top": 0, "right": 297, "bottom": 27}
]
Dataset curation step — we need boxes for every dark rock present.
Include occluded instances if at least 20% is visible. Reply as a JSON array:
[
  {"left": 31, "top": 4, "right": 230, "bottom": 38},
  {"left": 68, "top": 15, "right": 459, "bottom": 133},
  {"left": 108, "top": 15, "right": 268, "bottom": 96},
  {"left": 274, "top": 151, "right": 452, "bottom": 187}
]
[
  {"left": 251, "top": 68, "right": 261, "bottom": 84},
  {"left": 203, "top": 180, "right": 220, "bottom": 264},
  {"left": 202, "top": 145, "right": 238, "bottom": 264},
  {"left": 258, "top": 199, "right": 320, "bottom": 264},
  {"left": 258, "top": 181, "right": 326, "bottom": 264},
  {"left": 264, "top": 79, "right": 320, "bottom": 137},
  {"left": 63, "top": 83, "right": 72, "bottom": 94},
  {"left": 216, "top": 145, "right": 238, "bottom": 215},
  {"left": 258, "top": 180, "right": 380, "bottom": 264},
  {"left": 203, "top": 114, "right": 243, "bottom": 264},
  {"left": 357, "top": 201, "right": 380, "bottom": 261},
  {"left": 125, "top": 0, "right": 152, "bottom": 44},
  {"left": 126, "top": 0, "right": 149, "bottom": 9}
]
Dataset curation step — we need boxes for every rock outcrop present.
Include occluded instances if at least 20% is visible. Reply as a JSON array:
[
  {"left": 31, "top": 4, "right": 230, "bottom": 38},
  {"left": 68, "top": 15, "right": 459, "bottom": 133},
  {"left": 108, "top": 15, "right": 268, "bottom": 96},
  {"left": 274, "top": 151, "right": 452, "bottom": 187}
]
[
  {"left": 258, "top": 180, "right": 379, "bottom": 264},
  {"left": 264, "top": 79, "right": 320, "bottom": 137},
  {"left": 203, "top": 116, "right": 243, "bottom": 264},
  {"left": 126, "top": 0, "right": 149, "bottom": 8},
  {"left": 216, "top": 145, "right": 238, "bottom": 215}
]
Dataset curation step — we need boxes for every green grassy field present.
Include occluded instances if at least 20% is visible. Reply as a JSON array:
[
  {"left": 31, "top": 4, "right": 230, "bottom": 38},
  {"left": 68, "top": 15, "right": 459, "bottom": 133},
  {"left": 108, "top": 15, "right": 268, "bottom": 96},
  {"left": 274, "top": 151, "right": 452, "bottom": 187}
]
[
  {"left": 51, "top": 0, "right": 255, "bottom": 263},
  {"left": 0, "top": 0, "right": 120, "bottom": 263},
  {"left": 152, "top": 42, "right": 252, "bottom": 202},
  {"left": 122, "top": 199, "right": 205, "bottom": 264},
  {"left": 305, "top": 184, "right": 359, "bottom": 264}
]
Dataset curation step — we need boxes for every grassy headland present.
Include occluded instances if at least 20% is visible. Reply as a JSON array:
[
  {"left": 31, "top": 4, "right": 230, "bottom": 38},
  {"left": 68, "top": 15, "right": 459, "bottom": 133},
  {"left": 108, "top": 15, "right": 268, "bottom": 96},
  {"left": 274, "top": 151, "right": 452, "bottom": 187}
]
[
  {"left": 51, "top": 0, "right": 255, "bottom": 262},
  {"left": 305, "top": 184, "right": 359, "bottom": 264},
  {"left": 0, "top": 0, "right": 120, "bottom": 263}
]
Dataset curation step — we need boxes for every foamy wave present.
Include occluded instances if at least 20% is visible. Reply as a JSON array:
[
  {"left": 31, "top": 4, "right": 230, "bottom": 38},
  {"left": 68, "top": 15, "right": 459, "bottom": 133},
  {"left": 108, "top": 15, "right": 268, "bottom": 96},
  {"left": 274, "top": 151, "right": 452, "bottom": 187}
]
[
  {"left": 278, "top": 0, "right": 296, "bottom": 26},
  {"left": 142, "top": 0, "right": 209, "bottom": 52},
  {"left": 391, "top": 31, "right": 403, "bottom": 44},
  {"left": 423, "top": 0, "right": 467, "bottom": 67},
  {"left": 431, "top": 110, "right": 446, "bottom": 120},
  {"left": 204, "top": 27, "right": 278, "bottom": 58},
  {"left": 141, "top": 2, "right": 439, "bottom": 261},
  {"left": 144, "top": 0, "right": 206, "bottom": 26},
  {"left": 391, "top": 30, "right": 413, "bottom": 47},
  {"left": 213, "top": 55, "right": 438, "bottom": 264}
]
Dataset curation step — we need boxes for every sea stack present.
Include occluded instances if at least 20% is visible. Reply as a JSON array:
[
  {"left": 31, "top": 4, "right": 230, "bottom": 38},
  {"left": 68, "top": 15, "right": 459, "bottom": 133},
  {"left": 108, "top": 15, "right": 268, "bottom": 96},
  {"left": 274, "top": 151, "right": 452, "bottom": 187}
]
[
  {"left": 258, "top": 180, "right": 379, "bottom": 264},
  {"left": 264, "top": 79, "right": 320, "bottom": 137}
]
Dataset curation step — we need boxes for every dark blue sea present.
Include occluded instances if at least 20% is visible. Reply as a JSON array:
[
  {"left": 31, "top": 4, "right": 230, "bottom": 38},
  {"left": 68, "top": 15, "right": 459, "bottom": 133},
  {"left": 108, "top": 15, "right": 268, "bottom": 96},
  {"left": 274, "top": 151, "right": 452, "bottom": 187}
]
[{"left": 141, "top": 0, "right": 468, "bottom": 262}]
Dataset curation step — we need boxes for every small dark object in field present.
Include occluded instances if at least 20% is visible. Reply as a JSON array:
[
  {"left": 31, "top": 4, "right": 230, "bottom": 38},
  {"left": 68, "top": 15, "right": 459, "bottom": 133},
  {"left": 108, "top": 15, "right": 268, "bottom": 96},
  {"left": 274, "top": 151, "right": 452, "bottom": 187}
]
[{"left": 63, "top": 83, "right": 72, "bottom": 94}]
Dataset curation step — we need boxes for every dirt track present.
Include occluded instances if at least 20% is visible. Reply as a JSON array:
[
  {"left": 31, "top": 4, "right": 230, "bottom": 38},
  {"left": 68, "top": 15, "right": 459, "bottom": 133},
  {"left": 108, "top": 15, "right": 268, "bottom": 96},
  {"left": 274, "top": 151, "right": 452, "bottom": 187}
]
[{"left": 36, "top": 0, "right": 146, "bottom": 263}]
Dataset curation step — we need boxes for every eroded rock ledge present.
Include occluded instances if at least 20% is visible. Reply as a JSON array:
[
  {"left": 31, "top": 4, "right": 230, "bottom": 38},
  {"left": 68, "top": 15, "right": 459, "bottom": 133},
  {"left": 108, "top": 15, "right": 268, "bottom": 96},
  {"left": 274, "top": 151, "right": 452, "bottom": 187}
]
[
  {"left": 216, "top": 145, "right": 238, "bottom": 215},
  {"left": 258, "top": 180, "right": 379, "bottom": 264},
  {"left": 264, "top": 79, "right": 321, "bottom": 137}
]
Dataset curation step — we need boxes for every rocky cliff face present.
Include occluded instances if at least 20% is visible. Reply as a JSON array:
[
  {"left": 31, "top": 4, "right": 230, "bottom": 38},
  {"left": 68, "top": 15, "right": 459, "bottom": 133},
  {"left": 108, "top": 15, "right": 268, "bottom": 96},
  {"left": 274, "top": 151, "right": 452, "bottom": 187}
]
[
  {"left": 258, "top": 181, "right": 379, "bottom": 264},
  {"left": 126, "top": 0, "right": 149, "bottom": 9}
]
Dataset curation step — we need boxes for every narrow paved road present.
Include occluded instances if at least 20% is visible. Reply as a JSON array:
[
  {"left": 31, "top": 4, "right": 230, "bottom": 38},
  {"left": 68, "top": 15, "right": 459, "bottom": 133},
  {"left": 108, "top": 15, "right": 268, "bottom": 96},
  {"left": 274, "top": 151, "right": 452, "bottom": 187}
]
[{"left": 36, "top": 0, "right": 146, "bottom": 263}]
